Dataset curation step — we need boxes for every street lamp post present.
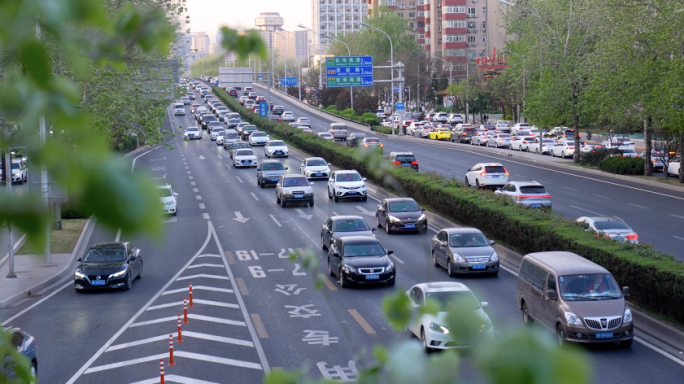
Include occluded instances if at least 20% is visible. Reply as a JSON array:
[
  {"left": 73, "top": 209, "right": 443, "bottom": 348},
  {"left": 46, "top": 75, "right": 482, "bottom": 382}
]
[
  {"left": 433, "top": 56, "right": 453, "bottom": 114},
  {"left": 298, "top": 24, "right": 322, "bottom": 103},
  {"left": 324, "top": 35, "right": 353, "bottom": 110}
]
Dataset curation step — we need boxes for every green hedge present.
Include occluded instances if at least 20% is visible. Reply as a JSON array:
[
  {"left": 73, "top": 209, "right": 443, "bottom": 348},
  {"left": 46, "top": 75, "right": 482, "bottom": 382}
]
[
  {"left": 598, "top": 156, "right": 644, "bottom": 175},
  {"left": 371, "top": 125, "right": 393, "bottom": 135},
  {"left": 214, "top": 86, "right": 684, "bottom": 325}
]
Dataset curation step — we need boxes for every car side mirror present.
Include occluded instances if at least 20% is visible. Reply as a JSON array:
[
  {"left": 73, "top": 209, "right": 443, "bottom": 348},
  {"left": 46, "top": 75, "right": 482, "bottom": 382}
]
[
  {"left": 327, "top": 163, "right": 331, "bottom": 165},
  {"left": 622, "top": 286, "right": 630, "bottom": 296},
  {"left": 309, "top": 182, "right": 314, "bottom": 185},
  {"left": 371, "top": 227, "right": 376, "bottom": 232},
  {"left": 489, "top": 240, "right": 496, "bottom": 245},
  {"left": 481, "top": 301, "right": 489, "bottom": 308},
  {"left": 387, "top": 250, "right": 394, "bottom": 255},
  {"left": 174, "top": 192, "right": 178, "bottom": 196},
  {"left": 77, "top": 257, "right": 82, "bottom": 262},
  {"left": 256, "top": 168, "right": 261, "bottom": 171},
  {"left": 420, "top": 208, "right": 426, "bottom": 212},
  {"left": 362, "top": 177, "right": 367, "bottom": 181},
  {"left": 285, "top": 167, "right": 289, "bottom": 170},
  {"left": 332, "top": 252, "right": 340, "bottom": 257},
  {"left": 546, "top": 290, "right": 557, "bottom": 300},
  {"left": 467, "top": 168, "right": 471, "bottom": 172}
]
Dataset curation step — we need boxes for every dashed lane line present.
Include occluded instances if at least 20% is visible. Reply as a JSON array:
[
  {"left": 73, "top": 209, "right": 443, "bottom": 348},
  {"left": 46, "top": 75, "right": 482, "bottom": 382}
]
[
  {"left": 569, "top": 205, "right": 603, "bottom": 216},
  {"left": 628, "top": 203, "right": 649, "bottom": 209},
  {"left": 348, "top": 309, "right": 376, "bottom": 335},
  {"left": 251, "top": 192, "right": 259, "bottom": 201},
  {"left": 225, "top": 251, "right": 236, "bottom": 264},
  {"left": 193, "top": 188, "right": 199, "bottom": 192},
  {"left": 269, "top": 214, "right": 282, "bottom": 227},
  {"left": 390, "top": 254, "right": 405, "bottom": 264},
  {"left": 319, "top": 274, "right": 338, "bottom": 291},
  {"left": 203, "top": 213, "right": 210, "bottom": 220},
  {"left": 196, "top": 195, "right": 202, "bottom": 200},
  {"left": 199, "top": 203, "right": 206, "bottom": 209},
  {"left": 670, "top": 214, "right": 684, "bottom": 219},
  {"left": 674, "top": 236, "right": 684, "bottom": 241},
  {"left": 236, "top": 176, "right": 243, "bottom": 183},
  {"left": 250, "top": 314, "right": 269, "bottom": 338}
]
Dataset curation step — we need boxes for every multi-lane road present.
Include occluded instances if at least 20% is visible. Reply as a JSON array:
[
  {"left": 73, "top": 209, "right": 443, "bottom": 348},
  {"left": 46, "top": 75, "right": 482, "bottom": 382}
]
[
  {"left": 253, "top": 84, "right": 684, "bottom": 260},
  {"left": 0, "top": 95, "right": 683, "bottom": 383}
]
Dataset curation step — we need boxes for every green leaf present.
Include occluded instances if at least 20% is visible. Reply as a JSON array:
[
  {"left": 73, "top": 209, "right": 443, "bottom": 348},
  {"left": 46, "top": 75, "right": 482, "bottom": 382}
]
[
  {"left": 381, "top": 290, "right": 413, "bottom": 329},
  {"left": 21, "top": 41, "right": 52, "bottom": 86}
]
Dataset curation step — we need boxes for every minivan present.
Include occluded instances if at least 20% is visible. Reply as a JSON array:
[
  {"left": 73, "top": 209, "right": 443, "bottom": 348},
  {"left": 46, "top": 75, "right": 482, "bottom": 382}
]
[{"left": 517, "top": 251, "right": 633, "bottom": 348}]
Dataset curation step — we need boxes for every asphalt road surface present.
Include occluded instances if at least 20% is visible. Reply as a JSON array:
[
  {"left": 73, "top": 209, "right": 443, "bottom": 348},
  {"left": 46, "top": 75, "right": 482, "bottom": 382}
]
[{"left": 0, "top": 101, "right": 683, "bottom": 384}]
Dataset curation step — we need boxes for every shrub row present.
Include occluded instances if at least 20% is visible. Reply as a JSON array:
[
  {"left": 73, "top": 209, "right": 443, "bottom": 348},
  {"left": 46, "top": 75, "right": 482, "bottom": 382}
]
[
  {"left": 598, "top": 156, "right": 644, "bottom": 175},
  {"left": 214, "top": 86, "right": 684, "bottom": 325},
  {"left": 322, "top": 106, "right": 380, "bottom": 127}
]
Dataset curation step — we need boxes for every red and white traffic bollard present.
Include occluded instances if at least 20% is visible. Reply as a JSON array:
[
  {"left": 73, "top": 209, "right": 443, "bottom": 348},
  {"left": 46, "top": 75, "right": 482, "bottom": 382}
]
[
  {"left": 168, "top": 334, "right": 175, "bottom": 366},
  {"left": 183, "top": 297, "right": 189, "bottom": 324},
  {"left": 177, "top": 314, "right": 183, "bottom": 343},
  {"left": 159, "top": 359, "right": 165, "bottom": 384},
  {"left": 189, "top": 283, "right": 194, "bottom": 308}
]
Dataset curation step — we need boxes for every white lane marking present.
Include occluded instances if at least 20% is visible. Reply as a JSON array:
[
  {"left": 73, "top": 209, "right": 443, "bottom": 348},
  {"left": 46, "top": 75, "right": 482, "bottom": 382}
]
[
  {"left": 332, "top": 211, "right": 340, "bottom": 216},
  {"left": 176, "top": 274, "right": 230, "bottom": 281},
  {"left": 66, "top": 223, "right": 215, "bottom": 383},
  {"left": 251, "top": 192, "right": 259, "bottom": 201},
  {"left": 84, "top": 353, "right": 167, "bottom": 374},
  {"left": 267, "top": 269, "right": 285, "bottom": 272},
  {"left": 390, "top": 254, "right": 405, "bottom": 264},
  {"left": 270, "top": 214, "right": 282, "bottom": 227},
  {"left": 130, "top": 149, "right": 153, "bottom": 173},
  {"left": 563, "top": 186, "right": 579, "bottom": 191},
  {"left": 115, "top": 228, "right": 121, "bottom": 242},
  {"left": 670, "top": 214, "right": 684, "bottom": 219},
  {"left": 185, "top": 166, "right": 190, "bottom": 169},
  {"left": 226, "top": 164, "right": 232, "bottom": 170},
  {"left": 191, "top": 181, "right": 196, "bottom": 186},
  {"left": 457, "top": 159, "right": 468, "bottom": 163},
  {"left": 162, "top": 285, "right": 233, "bottom": 295},
  {"left": 198, "top": 254, "right": 222, "bottom": 258},
  {"left": 189, "top": 176, "right": 194, "bottom": 180},
  {"left": 236, "top": 176, "right": 243, "bottom": 183},
  {"left": 634, "top": 336, "right": 684, "bottom": 368},
  {"left": 674, "top": 236, "right": 684, "bottom": 241},
  {"left": 187, "top": 170, "right": 192, "bottom": 174},
  {"left": 203, "top": 213, "right": 211, "bottom": 220},
  {"left": 500, "top": 264, "right": 518, "bottom": 275},
  {"left": 130, "top": 314, "right": 245, "bottom": 328},
  {"left": 569, "top": 205, "right": 603, "bottom": 216},
  {"left": 106, "top": 335, "right": 167, "bottom": 352},
  {"left": 187, "top": 263, "right": 225, "bottom": 269},
  {"left": 196, "top": 195, "right": 202, "bottom": 200},
  {"left": 179, "top": 351, "right": 261, "bottom": 370},
  {"left": 130, "top": 374, "right": 220, "bottom": 384},
  {"left": 193, "top": 188, "right": 199, "bottom": 192},
  {"left": 628, "top": 203, "right": 649, "bottom": 209},
  {"left": 1, "top": 281, "right": 71, "bottom": 326},
  {"left": 191, "top": 299, "right": 240, "bottom": 309},
  {"left": 259, "top": 253, "right": 275, "bottom": 256},
  {"left": 182, "top": 331, "right": 254, "bottom": 347},
  {"left": 199, "top": 203, "right": 206, "bottom": 209},
  {"left": 593, "top": 194, "right": 610, "bottom": 199},
  {"left": 183, "top": 162, "right": 187, "bottom": 165},
  {"left": 218, "top": 155, "right": 222, "bottom": 159}
]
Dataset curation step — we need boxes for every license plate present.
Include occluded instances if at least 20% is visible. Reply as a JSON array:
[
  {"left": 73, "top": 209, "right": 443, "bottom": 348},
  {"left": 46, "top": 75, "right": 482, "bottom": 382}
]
[
  {"left": 405, "top": 224, "right": 416, "bottom": 229},
  {"left": 472, "top": 264, "right": 486, "bottom": 270},
  {"left": 315, "top": 173, "right": 322, "bottom": 176},
  {"left": 294, "top": 194, "right": 303, "bottom": 199},
  {"left": 347, "top": 191, "right": 357, "bottom": 194},
  {"left": 91, "top": 280, "right": 106, "bottom": 286},
  {"left": 242, "top": 160, "right": 249, "bottom": 164},
  {"left": 365, "top": 274, "right": 380, "bottom": 280},
  {"left": 276, "top": 151, "right": 282, "bottom": 154},
  {"left": 531, "top": 204, "right": 541, "bottom": 208},
  {"left": 402, "top": 164, "right": 410, "bottom": 167},
  {"left": 270, "top": 179, "right": 278, "bottom": 182},
  {"left": 595, "top": 332, "right": 614, "bottom": 339}
]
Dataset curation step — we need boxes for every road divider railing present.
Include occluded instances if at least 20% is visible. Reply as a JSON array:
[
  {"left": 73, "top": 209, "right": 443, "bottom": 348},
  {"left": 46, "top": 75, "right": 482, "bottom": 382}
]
[{"left": 213, "top": 85, "right": 684, "bottom": 328}]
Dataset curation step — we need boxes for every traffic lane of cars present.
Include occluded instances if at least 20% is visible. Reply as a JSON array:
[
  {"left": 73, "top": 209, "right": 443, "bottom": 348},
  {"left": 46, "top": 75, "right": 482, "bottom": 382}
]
[{"left": 190, "top": 134, "right": 684, "bottom": 384}]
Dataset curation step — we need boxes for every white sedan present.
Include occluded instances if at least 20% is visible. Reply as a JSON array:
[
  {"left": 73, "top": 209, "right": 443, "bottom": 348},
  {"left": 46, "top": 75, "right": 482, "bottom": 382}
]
[
  {"left": 300, "top": 157, "right": 331, "bottom": 179},
  {"left": 296, "top": 117, "right": 311, "bottom": 127},
  {"left": 407, "top": 282, "right": 493, "bottom": 353},
  {"left": 523, "top": 138, "right": 556, "bottom": 154},
  {"left": 173, "top": 103, "right": 185, "bottom": 116},
  {"left": 281, "top": 111, "right": 295, "bottom": 122},
  {"left": 158, "top": 184, "right": 178, "bottom": 216},
  {"left": 317, "top": 132, "right": 335, "bottom": 141},
  {"left": 233, "top": 149, "right": 257, "bottom": 168},
  {"left": 667, "top": 160, "right": 680, "bottom": 177},
  {"left": 248, "top": 131, "right": 270, "bottom": 146},
  {"left": 551, "top": 141, "right": 576, "bottom": 158},
  {"left": 509, "top": 136, "right": 535, "bottom": 151},
  {"left": 264, "top": 140, "right": 289, "bottom": 158},
  {"left": 183, "top": 127, "right": 202, "bottom": 140}
]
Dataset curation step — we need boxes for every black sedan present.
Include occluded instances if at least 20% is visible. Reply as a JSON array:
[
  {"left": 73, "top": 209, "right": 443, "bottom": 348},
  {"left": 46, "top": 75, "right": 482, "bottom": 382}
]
[
  {"left": 321, "top": 215, "right": 375, "bottom": 250},
  {"left": 327, "top": 236, "right": 395, "bottom": 288},
  {"left": 74, "top": 242, "right": 142, "bottom": 291},
  {"left": 376, "top": 198, "right": 427, "bottom": 234}
]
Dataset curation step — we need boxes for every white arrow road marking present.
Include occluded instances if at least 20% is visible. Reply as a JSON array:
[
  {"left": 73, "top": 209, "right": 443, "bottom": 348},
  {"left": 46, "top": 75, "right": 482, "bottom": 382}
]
[
  {"left": 130, "top": 314, "right": 246, "bottom": 328},
  {"left": 233, "top": 211, "right": 249, "bottom": 223},
  {"left": 130, "top": 374, "right": 220, "bottom": 384},
  {"left": 162, "top": 285, "right": 234, "bottom": 295},
  {"left": 198, "top": 155, "right": 206, "bottom": 160},
  {"left": 150, "top": 166, "right": 167, "bottom": 172},
  {"left": 355, "top": 206, "right": 375, "bottom": 217},
  {"left": 295, "top": 208, "right": 313, "bottom": 220},
  {"left": 176, "top": 273, "right": 229, "bottom": 281}
]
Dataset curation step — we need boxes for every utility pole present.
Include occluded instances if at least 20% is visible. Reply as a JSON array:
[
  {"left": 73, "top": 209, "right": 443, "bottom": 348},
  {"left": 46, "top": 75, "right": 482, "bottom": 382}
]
[
  {"left": 298, "top": 57, "right": 302, "bottom": 100},
  {"left": 397, "top": 62, "right": 405, "bottom": 135},
  {"left": 417, "top": 62, "right": 420, "bottom": 113},
  {"left": 37, "top": 20, "right": 50, "bottom": 263},
  {"left": 284, "top": 34, "right": 288, "bottom": 93},
  {"left": 4, "top": 124, "right": 15, "bottom": 278}
]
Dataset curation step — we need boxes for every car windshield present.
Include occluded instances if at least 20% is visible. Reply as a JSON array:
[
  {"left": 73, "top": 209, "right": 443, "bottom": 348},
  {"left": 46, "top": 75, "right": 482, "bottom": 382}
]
[
  {"left": 300, "top": 119, "right": 310, "bottom": 123},
  {"left": 227, "top": 133, "right": 238, "bottom": 139},
  {"left": 319, "top": 133, "right": 332, "bottom": 137},
  {"left": 175, "top": 104, "right": 183, "bottom": 108},
  {"left": 395, "top": 155, "right": 415, "bottom": 162},
  {"left": 559, "top": 274, "right": 622, "bottom": 301},
  {"left": 158, "top": 187, "right": 173, "bottom": 197},
  {"left": 449, "top": 233, "right": 489, "bottom": 247},
  {"left": 307, "top": 159, "right": 327, "bottom": 166},
  {"left": 262, "top": 163, "right": 284, "bottom": 171},
  {"left": 84, "top": 247, "right": 127, "bottom": 263},
  {"left": 252, "top": 132, "right": 267, "bottom": 137},
  {"left": 269, "top": 141, "right": 286, "bottom": 147},
  {"left": 497, "top": 134, "right": 511, "bottom": 138},
  {"left": 186, "top": 128, "right": 198, "bottom": 132},
  {"left": 593, "top": 221, "right": 632, "bottom": 230},
  {"left": 389, "top": 201, "right": 420, "bottom": 212},
  {"left": 484, "top": 166, "right": 505, "bottom": 173},
  {"left": 244, "top": 127, "right": 256, "bottom": 131},
  {"left": 283, "top": 178, "right": 309, "bottom": 187},
  {"left": 426, "top": 291, "right": 480, "bottom": 311},
  {"left": 519, "top": 186, "right": 547, "bottom": 194},
  {"left": 336, "top": 173, "right": 362, "bottom": 182},
  {"left": 342, "top": 243, "right": 385, "bottom": 257},
  {"left": 236, "top": 150, "right": 254, "bottom": 156},
  {"left": 333, "top": 219, "right": 370, "bottom": 232}
]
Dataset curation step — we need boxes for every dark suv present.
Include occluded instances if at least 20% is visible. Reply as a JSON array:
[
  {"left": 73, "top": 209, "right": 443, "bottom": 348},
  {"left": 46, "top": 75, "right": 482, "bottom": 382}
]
[
  {"left": 257, "top": 159, "right": 288, "bottom": 188},
  {"left": 327, "top": 236, "right": 396, "bottom": 288},
  {"left": 228, "top": 88, "right": 238, "bottom": 97},
  {"left": 387, "top": 152, "right": 419, "bottom": 171},
  {"left": 453, "top": 127, "right": 478, "bottom": 143},
  {"left": 272, "top": 105, "right": 285, "bottom": 115}
]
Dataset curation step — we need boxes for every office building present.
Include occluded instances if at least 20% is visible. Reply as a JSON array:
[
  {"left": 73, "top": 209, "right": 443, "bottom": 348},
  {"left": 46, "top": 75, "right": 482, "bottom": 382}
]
[{"left": 312, "top": 0, "right": 368, "bottom": 53}]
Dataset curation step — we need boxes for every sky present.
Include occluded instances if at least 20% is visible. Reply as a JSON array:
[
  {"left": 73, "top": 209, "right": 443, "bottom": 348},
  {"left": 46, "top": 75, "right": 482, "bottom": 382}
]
[{"left": 186, "top": 0, "right": 312, "bottom": 38}]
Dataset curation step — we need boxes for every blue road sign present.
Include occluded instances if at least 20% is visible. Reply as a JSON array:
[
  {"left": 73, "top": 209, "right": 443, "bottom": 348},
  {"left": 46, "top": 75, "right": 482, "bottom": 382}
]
[
  {"left": 393, "top": 86, "right": 400, "bottom": 93},
  {"left": 259, "top": 102, "right": 268, "bottom": 118},
  {"left": 280, "top": 77, "right": 298, "bottom": 86},
  {"left": 325, "top": 56, "right": 373, "bottom": 88},
  {"left": 396, "top": 103, "right": 405, "bottom": 110},
  {"left": 258, "top": 74, "right": 263, "bottom": 81}
]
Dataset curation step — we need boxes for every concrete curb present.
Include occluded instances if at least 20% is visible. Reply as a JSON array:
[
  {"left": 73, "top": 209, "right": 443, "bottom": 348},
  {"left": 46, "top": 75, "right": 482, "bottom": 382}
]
[
  {"left": 0, "top": 216, "right": 96, "bottom": 309},
  {"left": 123, "top": 145, "right": 152, "bottom": 159}
]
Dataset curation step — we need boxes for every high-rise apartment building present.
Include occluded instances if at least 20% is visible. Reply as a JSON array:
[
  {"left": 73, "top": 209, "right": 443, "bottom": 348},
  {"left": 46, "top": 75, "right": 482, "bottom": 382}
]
[
  {"left": 193, "top": 32, "right": 211, "bottom": 55},
  {"left": 254, "top": 13, "right": 309, "bottom": 65},
  {"left": 312, "top": 0, "right": 369, "bottom": 53},
  {"left": 368, "top": 0, "right": 508, "bottom": 78}
]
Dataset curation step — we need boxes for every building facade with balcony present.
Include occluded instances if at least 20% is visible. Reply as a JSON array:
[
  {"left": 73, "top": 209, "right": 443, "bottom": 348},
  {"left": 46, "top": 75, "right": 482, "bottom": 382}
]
[{"left": 312, "top": 0, "right": 368, "bottom": 53}]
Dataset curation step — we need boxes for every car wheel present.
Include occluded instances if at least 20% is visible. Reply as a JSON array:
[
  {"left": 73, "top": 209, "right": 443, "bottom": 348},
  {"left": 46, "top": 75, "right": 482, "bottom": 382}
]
[
  {"left": 310, "top": 199, "right": 315, "bottom": 207},
  {"left": 432, "top": 251, "right": 438, "bottom": 267},
  {"left": 465, "top": 176, "right": 470, "bottom": 186},
  {"left": 276, "top": 194, "right": 281, "bottom": 204},
  {"left": 30, "top": 361, "right": 37, "bottom": 378},
  {"left": 137, "top": 262, "right": 143, "bottom": 279},
  {"left": 551, "top": 151, "right": 556, "bottom": 157},
  {"left": 328, "top": 257, "right": 334, "bottom": 276},
  {"left": 522, "top": 302, "right": 533, "bottom": 325},
  {"left": 123, "top": 272, "right": 132, "bottom": 290},
  {"left": 619, "top": 339, "right": 633, "bottom": 348},
  {"left": 535, "top": 148, "right": 539, "bottom": 154},
  {"left": 421, "top": 328, "right": 432, "bottom": 354},
  {"left": 328, "top": 188, "right": 332, "bottom": 199},
  {"left": 387, "top": 276, "right": 395, "bottom": 286},
  {"left": 321, "top": 235, "right": 328, "bottom": 250},
  {"left": 333, "top": 191, "right": 339, "bottom": 203},
  {"left": 376, "top": 215, "right": 382, "bottom": 228},
  {"left": 385, "top": 220, "right": 391, "bottom": 234},
  {"left": 338, "top": 269, "right": 347, "bottom": 288},
  {"left": 475, "top": 180, "right": 482, "bottom": 190},
  {"left": 447, "top": 260, "right": 456, "bottom": 277},
  {"left": 556, "top": 325, "right": 565, "bottom": 346},
  {"left": 280, "top": 197, "right": 286, "bottom": 208}
]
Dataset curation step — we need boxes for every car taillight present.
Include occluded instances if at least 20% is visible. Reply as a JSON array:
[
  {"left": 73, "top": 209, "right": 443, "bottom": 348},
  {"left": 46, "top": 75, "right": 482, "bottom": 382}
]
[
  {"left": 516, "top": 195, "right": 532, "bottom": 199},
  {"left": 411, "top": 161, "right": 419, "bottom": 165},
  {"left": 540, "top": 195, "right": 551, "bottom": 198},
  {"left": 364, "top": 144, "right": 369, "bottom": 147},
  {"left": 392, "top": 161, "right": 401, "bottom": 165},
  {"left": 504, "top": 168, "right": 510, "bottom": 176},
  {"left": 626, "top": 234, "right": 639, "bottom": 240},
  {"left": 522, "top": 141, "right": 527, "bottom": 144},
  {"left": 480, "top": 171, "right": 486, "bottom": 176},
  {"left": 380, "top": 144, "right": 384, "bottom": 147}
]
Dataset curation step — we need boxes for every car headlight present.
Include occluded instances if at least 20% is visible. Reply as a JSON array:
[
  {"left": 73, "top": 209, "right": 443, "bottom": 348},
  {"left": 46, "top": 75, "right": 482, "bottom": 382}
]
[
  {"left": 418, "top": 214, "right": 427, "bottom": 221},
  {"left": 109, "top": 269, "right": 128, "bottom": 279},
  {"left": 75, "top": 270, "right": 86, "bottom": 279},
  {"left": 389, "top": 215, "right": 401, "bottom": 223},
  {"left": 429, "top": 322, "right": 449, "bottom": 334},
  {"left": 163, "top": 201, "right": 175, "bottom": 207},
  {"left": 284, "top": 190, "right": 292, "bottom": 195},
  {"left": 385, "top": 262, "right": 394, "bottom": 272},
  {"left": 342, "top": 264, "right": 356, "bottom": 273},
  {"left": 564, "top": 311, "right": 582, "bottom": 326},
  {"left": 489, "top": 252, "right": 499, "bottom": 262},
  {"left": 623, "top": 308, "right": 633, "bottom": 324},
  {"left": 481, "top": 318, "right": 493, "bottom": 331},
  {"left": 452, "top": 253, "right": 465, "bottom": 263}
]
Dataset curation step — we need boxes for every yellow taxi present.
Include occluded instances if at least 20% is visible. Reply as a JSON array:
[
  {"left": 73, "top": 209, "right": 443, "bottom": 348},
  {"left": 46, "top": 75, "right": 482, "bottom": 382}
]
[{"left": 429, "top": 127, "right": 452, "bottom": 140}]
